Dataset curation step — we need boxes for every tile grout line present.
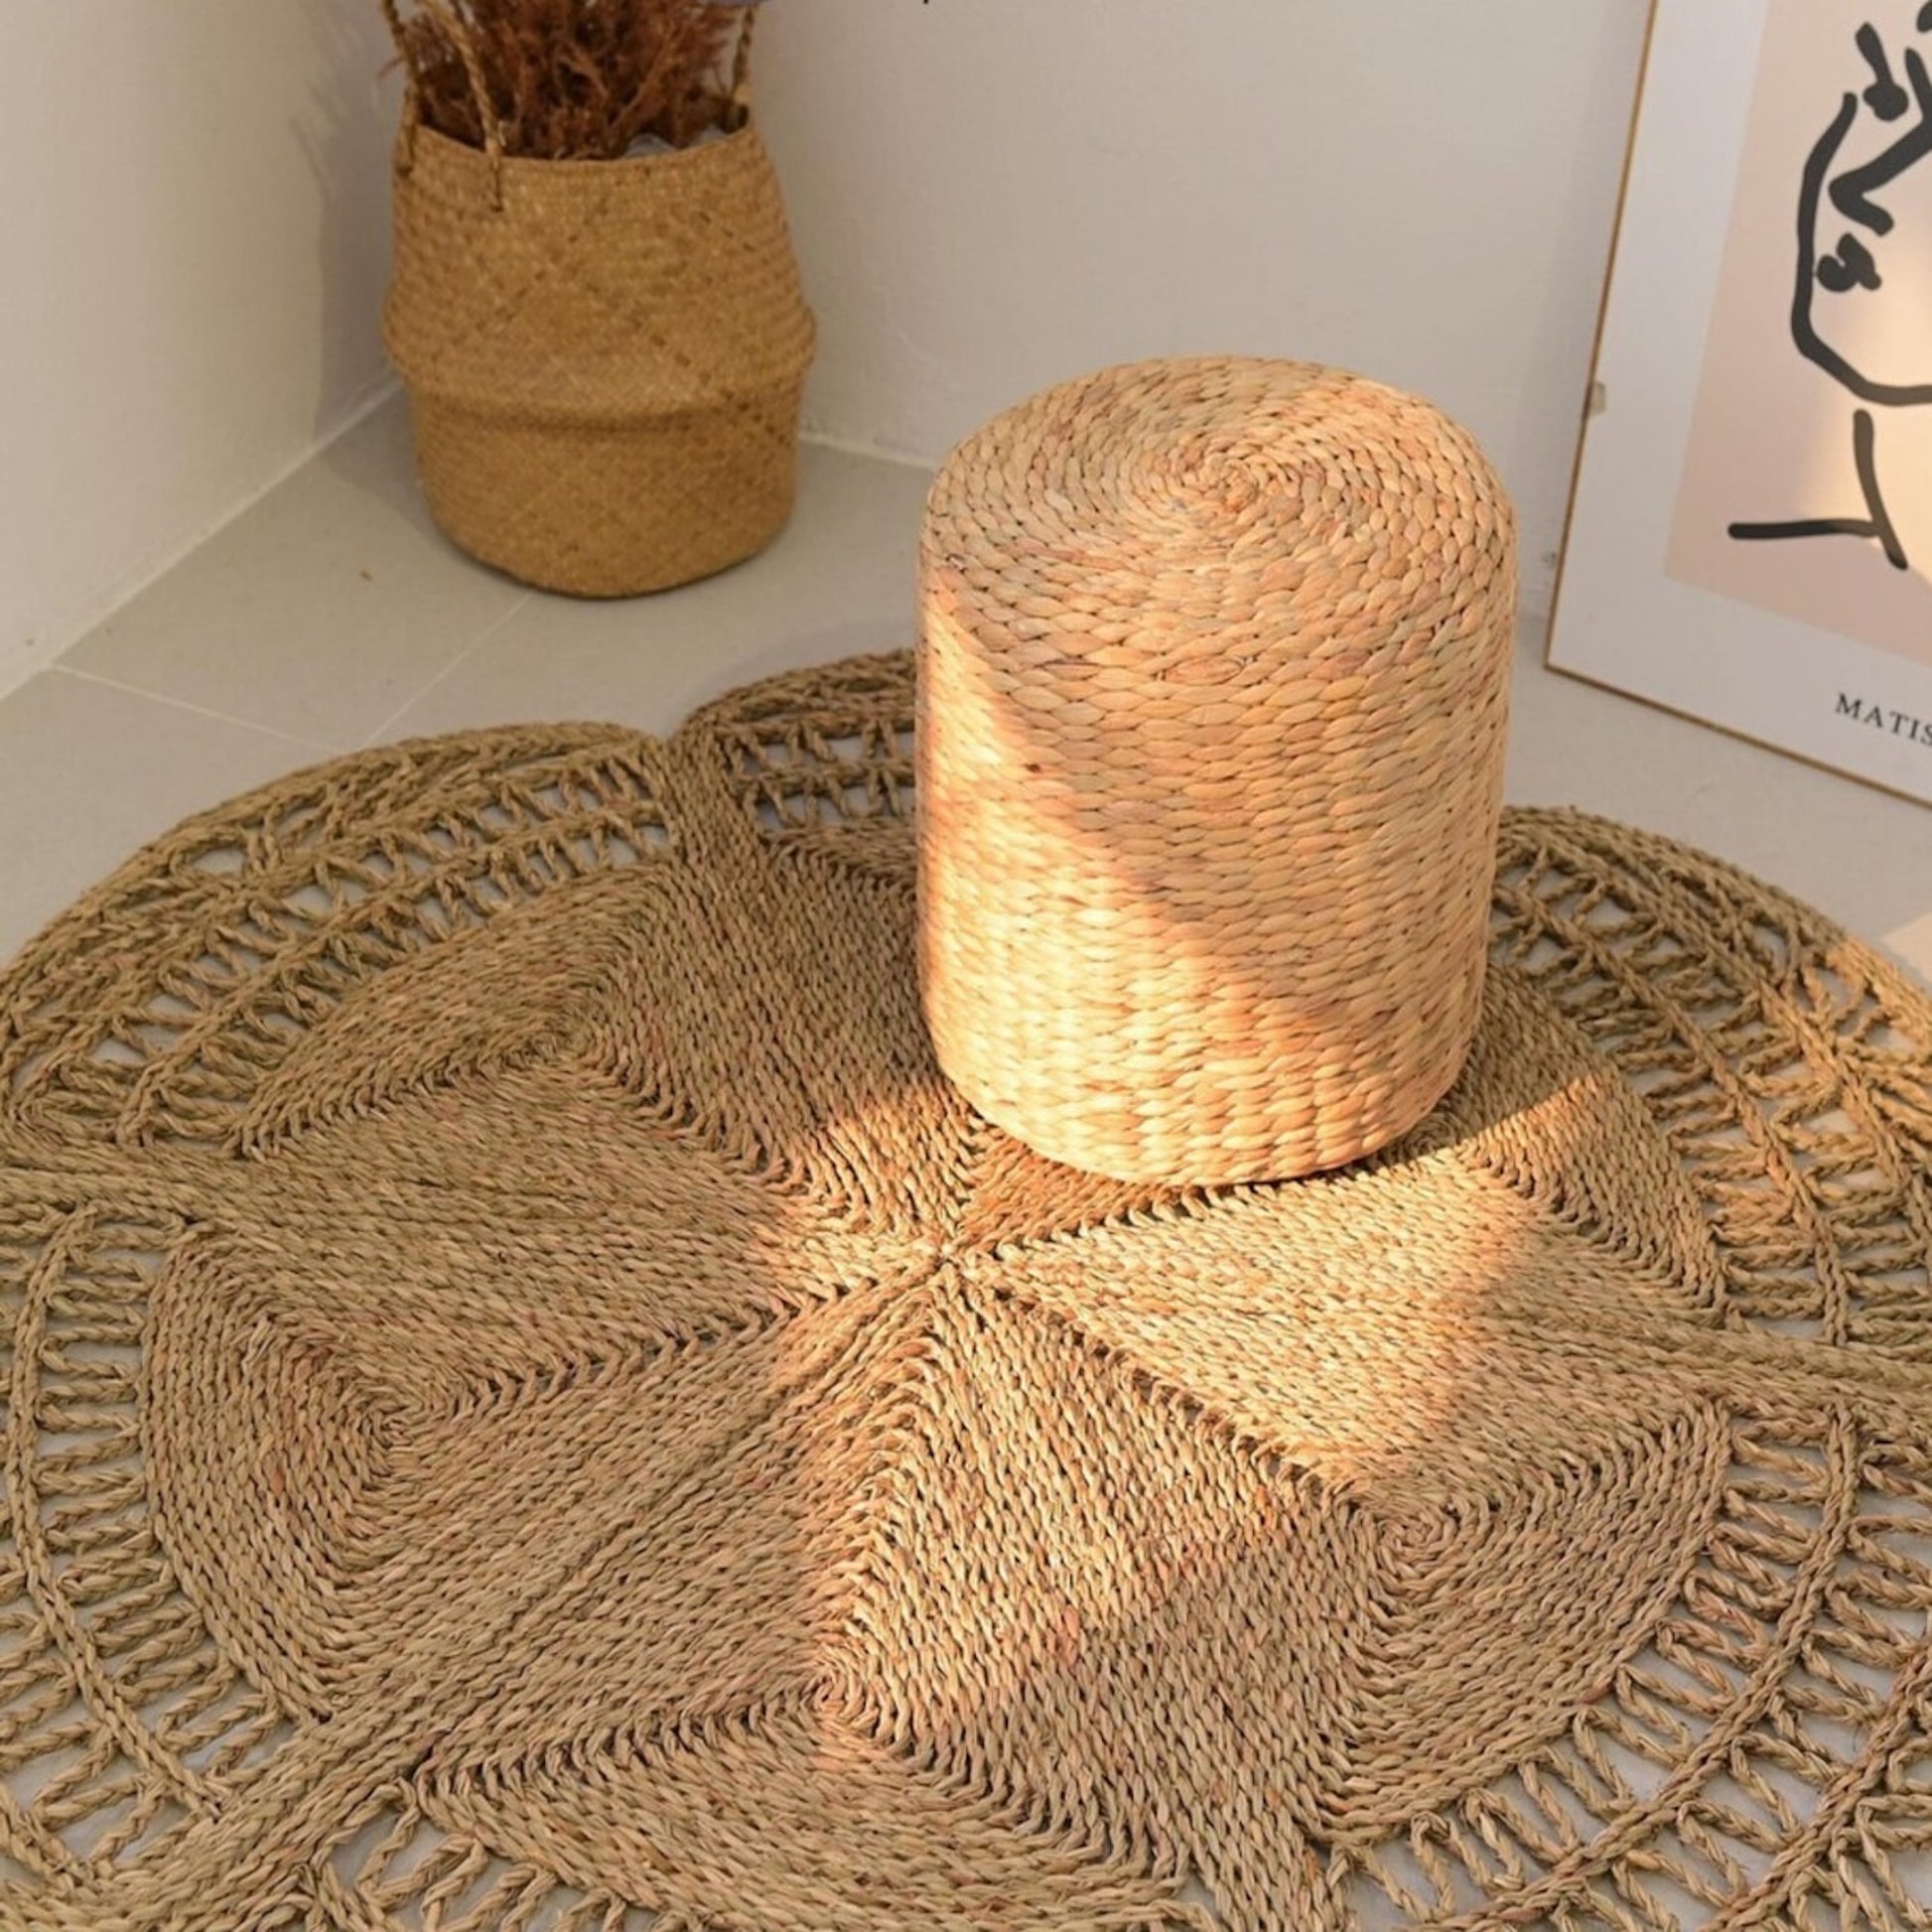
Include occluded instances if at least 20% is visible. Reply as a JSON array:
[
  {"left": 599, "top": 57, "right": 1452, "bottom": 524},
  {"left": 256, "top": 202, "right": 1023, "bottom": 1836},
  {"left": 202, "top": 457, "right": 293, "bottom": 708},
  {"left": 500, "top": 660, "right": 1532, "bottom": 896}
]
[
  {"left": 356, "top": 590, "right": 537, "bottom": 750},
  {"left": 46, "top": 664, "right": 338, "bottom": 755},
  {"left": 0, "top": 381, "right": 405, "bottom": 708},
  {"left": 798, "top": 426, "right": 939, "bottom": 476}
]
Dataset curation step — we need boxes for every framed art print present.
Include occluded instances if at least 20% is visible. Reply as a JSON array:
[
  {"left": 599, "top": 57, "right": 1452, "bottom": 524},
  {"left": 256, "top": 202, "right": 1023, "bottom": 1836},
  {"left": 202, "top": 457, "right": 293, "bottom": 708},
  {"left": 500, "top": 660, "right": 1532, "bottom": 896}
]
[{"left": 1550, "top": 0, "right": 1932, "bottom": 807}]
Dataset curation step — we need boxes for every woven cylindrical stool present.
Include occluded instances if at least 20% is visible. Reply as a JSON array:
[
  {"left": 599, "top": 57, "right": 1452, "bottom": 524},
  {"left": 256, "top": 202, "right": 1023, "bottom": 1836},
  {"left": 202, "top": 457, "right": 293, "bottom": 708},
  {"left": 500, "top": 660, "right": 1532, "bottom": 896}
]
[{"left": 917, "top": 357, "right": 1518, "bottom": 1186}]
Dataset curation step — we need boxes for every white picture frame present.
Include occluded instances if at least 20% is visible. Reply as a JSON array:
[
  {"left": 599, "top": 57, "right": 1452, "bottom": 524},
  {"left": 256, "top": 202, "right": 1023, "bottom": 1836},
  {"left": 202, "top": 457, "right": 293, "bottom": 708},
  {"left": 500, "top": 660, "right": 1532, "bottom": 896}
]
[{"left": 1549, "top": 0, "right": 1932, "bottom": 808}]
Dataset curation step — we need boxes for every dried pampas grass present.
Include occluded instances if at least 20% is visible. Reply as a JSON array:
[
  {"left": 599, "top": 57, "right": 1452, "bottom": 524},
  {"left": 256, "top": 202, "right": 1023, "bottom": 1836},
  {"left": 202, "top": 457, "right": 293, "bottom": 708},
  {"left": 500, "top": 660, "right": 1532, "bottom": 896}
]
[{"left": 382, "top": 0, "right": 753, "bottom": 161}]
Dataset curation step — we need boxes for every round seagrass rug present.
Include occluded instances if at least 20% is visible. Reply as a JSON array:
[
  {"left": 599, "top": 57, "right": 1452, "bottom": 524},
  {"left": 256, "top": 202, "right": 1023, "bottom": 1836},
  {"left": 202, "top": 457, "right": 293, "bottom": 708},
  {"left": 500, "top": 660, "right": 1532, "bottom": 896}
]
[{"left": 1, "top": 652, "right": 1931, "bottom": 1932}]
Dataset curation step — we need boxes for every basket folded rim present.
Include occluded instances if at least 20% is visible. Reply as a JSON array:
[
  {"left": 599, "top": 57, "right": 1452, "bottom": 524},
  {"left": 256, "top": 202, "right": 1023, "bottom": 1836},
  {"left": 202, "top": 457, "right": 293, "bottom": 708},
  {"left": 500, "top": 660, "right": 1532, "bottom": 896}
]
[
  {"left": 397, "top": 112, "right": 773, "bottom": 184},
  {"left": 382, "top": 365, "right": 812, "bottom": 430}
]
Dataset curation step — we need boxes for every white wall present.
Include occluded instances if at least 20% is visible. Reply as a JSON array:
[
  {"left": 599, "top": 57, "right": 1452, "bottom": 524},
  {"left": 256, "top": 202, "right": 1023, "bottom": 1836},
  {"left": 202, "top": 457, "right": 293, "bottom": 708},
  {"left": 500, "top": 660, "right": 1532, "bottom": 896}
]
[
  {"left": 0, "top": 2, "right": 399, "bottom": 693},
  {"left": 759, "top": 0, "right": 1652, "bottom": 615},
  {"left": 0, "top": 0, "right": 1645, "bottom": 691}
]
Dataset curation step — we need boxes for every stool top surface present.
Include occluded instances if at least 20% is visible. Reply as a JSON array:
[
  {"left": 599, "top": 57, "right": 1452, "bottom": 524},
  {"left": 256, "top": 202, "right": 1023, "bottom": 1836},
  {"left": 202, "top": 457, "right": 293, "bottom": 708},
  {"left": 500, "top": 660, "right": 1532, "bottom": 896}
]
[{"left": 922, "top": 356, "right": 1515, "bottom": 673}]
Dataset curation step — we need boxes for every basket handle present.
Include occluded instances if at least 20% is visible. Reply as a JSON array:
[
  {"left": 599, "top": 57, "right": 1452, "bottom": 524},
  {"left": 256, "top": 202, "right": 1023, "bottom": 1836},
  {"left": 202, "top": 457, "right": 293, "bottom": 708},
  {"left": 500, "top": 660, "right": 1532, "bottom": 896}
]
[
  {"left": 383, "top": 0, "right": 507, "bottom": 206},
  {"left": 727, "top": 5, "right": 758, "bottom": 126}
]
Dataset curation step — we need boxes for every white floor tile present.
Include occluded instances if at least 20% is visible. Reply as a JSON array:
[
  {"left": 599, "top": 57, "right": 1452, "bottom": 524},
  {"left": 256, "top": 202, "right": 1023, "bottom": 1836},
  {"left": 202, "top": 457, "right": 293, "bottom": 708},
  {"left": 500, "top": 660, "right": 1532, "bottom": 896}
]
[
  {"left": 0, "top": 671, "right": 326, "bottom": 968},
  {"left": 61, "top": 398, "right": 526, "bottom": 750},
  {"left": 1891, "top": 909, "right": 1932, "bottom": 973},
  {"left": 372, "top": 442, "right": 931, "bottom": 744}
]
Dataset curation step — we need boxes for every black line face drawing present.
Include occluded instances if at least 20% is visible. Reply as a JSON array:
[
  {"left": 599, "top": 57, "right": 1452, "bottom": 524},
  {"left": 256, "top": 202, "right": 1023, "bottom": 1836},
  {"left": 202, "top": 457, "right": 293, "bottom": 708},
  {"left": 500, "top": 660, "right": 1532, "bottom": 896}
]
[{"left": 1729, "top": 5, "right": 1932, "bottom": 571}]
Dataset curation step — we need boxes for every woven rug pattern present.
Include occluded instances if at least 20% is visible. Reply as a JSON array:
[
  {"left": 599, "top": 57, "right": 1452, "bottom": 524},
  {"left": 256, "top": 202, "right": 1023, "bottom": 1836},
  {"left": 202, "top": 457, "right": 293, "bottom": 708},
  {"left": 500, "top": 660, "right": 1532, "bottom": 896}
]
[{"left": 1, "top": 653, "right": 1931, "bottom": 1930}]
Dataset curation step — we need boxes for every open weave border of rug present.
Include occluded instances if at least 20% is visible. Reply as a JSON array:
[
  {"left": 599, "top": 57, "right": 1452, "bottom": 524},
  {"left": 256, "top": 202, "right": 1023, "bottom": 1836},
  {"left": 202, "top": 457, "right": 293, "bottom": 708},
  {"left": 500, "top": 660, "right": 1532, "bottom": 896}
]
[{"left": 1, "top": 651, "right": 1930, "bottom": 1932}]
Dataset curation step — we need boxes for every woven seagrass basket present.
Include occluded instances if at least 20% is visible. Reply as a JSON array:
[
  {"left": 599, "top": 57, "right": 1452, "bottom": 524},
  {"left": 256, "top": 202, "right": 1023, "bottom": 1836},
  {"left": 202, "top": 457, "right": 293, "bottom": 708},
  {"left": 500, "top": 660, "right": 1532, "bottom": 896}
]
[
  {"left": 382, "top": 13, "right": 816, "bottom": 598},
  {"left": 918, "top": 356, "right": 1519, "bottom": 1187}
]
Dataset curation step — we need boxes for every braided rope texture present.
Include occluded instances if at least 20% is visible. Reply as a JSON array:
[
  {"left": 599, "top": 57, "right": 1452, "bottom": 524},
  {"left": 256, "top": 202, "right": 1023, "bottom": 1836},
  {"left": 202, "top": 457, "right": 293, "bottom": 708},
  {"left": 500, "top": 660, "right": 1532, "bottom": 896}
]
[
  {"left": 1, "top": 653, "right": 1930, "bottom": 1929},
  {"left": 385, "top": 117, "right": 816, "bottom": 596},
  {"left": 920, "top": 358, "right": 1519, "bottom": 1185}
]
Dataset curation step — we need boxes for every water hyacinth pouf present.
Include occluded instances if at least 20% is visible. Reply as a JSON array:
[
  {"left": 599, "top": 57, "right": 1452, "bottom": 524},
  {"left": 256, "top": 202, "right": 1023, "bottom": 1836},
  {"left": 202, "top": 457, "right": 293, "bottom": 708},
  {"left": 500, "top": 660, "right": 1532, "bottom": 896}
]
[{"left": 918, "top": 357, "right": 1518, "bottom": 1186}]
